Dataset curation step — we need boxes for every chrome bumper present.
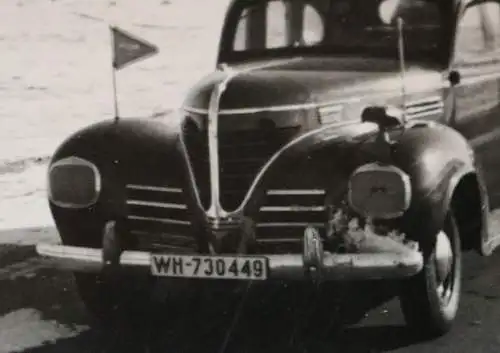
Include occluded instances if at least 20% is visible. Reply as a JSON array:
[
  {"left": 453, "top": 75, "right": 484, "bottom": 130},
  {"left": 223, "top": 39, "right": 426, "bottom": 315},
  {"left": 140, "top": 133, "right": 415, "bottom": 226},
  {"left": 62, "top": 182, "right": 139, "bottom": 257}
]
[{"left": 36, "top": 226, "right": 423, "bottom": 281}]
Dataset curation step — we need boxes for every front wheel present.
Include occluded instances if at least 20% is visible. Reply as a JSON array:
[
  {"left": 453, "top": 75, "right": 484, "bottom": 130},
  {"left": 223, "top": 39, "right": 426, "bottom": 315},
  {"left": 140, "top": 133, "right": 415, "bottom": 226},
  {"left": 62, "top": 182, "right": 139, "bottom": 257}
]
[{"left": 399, "top": 213, "right": 462, "bottom": 337}]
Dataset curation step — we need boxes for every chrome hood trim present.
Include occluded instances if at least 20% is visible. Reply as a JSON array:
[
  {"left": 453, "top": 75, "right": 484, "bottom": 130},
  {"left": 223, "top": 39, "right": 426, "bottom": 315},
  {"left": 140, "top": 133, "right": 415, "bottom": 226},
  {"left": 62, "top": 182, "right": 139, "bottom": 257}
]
[{"left": 204, "top": 58, "right": 305, "bottom": 223}]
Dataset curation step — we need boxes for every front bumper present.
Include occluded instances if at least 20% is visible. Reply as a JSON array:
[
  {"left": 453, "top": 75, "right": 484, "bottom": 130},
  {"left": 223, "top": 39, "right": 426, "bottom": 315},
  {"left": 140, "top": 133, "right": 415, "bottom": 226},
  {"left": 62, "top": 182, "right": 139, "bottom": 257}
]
[{"left": 35, "top": 225, "right": 423, "bottom": 281}]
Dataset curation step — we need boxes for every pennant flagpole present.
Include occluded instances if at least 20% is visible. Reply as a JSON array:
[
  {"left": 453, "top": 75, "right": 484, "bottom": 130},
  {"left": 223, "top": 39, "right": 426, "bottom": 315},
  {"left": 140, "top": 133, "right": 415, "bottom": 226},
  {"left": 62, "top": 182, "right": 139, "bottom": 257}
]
[
  {"left": 110, "top": 26, "right": 120, "bottom": 122},
  {"left": 108, "top": 25, "right": 159, "bottom": 122},
  {"left": 111, "top": 64, "right": 120, "bottom": 121}
]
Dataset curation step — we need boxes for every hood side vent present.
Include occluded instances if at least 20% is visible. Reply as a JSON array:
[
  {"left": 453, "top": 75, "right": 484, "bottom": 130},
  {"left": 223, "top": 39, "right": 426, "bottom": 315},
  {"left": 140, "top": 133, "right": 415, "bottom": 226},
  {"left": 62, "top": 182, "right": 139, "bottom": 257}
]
[
  {"left": 255, "top": 189, "right": 327, "bottom": 254},
  {"left": 125, "top": 183, "right": 196, "bottom": 253}
]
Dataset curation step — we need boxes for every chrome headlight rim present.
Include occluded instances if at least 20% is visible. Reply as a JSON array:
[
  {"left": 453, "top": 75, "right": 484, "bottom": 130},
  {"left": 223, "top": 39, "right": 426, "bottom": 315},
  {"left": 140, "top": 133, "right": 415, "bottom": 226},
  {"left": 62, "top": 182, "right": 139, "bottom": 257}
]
[
  {"left": 48, "top": 156, "right": 102, "bottom": 209},
  {"left": 347, "top": 162, "right": 412, "bottom": 220}
]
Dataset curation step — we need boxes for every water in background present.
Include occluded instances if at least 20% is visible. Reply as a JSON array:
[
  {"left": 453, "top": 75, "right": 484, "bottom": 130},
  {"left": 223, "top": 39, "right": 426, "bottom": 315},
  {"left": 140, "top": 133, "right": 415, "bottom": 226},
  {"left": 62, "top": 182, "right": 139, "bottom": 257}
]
[
  {"left": 0, "top": 0, "right": 230, "bottom": 229},
  {"left": 0, "top": 0, "right": 230, "bottom": 165}
]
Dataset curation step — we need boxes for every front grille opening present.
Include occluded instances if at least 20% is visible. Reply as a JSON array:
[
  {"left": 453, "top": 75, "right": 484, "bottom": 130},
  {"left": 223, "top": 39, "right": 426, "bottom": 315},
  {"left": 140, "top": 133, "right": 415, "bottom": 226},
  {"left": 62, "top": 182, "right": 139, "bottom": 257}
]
[
  {"left": 182, "top": 111, "right": 301, "bottom": 212},
  {"left": 182, "top": 117, "right": 211, "bottom": 209},
  {"left": 219, "top": 126, "right": 300, "bottom": 211}
]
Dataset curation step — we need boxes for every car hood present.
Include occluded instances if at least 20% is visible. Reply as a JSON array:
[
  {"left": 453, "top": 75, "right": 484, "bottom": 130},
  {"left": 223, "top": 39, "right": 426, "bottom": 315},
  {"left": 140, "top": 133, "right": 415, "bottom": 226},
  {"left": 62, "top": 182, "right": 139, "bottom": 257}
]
[{"left": 182, "top": 56, "right": 444, "bottom": 119}]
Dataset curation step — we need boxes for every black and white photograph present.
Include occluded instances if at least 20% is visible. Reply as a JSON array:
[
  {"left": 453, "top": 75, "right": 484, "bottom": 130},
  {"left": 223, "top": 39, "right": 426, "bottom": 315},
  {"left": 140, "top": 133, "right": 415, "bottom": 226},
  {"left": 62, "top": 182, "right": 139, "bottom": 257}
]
[{"left": 3, "top": 0, "right": 500, "bottom": 352}]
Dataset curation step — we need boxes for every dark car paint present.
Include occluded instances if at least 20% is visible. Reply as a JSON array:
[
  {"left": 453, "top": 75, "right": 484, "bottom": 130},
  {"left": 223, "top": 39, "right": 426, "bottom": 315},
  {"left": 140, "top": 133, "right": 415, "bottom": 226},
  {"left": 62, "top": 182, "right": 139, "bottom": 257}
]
[
  {"left": 388, "top": 123, "right": 480, "bottom": 252},
  {"left": 49, "top": 118, "right": 185, "bottom": 246},
  {"left": 217, "top": 0, "right": 460, "bottom": 68},
  {"left": 184, "top": 57, "right": 445, "bottom": 120},
  {"left": 47, "top": 0, "right": 500, "bottom": 257}
]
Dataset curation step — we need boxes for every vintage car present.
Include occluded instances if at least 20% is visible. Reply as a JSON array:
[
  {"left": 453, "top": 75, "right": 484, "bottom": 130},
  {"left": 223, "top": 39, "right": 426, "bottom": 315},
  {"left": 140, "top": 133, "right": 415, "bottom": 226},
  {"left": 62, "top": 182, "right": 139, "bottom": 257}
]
[{"left": 36, "top": 0, "right": 500, "bottom": 337}]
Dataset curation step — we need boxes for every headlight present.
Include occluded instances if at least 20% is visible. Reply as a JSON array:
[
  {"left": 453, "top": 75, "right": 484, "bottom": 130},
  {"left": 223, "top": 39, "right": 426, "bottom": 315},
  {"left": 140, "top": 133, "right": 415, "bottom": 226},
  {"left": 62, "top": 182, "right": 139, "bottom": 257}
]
[
  {"left": 347, "top": 163, "right": 411, "bottom": 219},
  {"left": 48, "top": 156, "right": 101, "bottom": 208}
]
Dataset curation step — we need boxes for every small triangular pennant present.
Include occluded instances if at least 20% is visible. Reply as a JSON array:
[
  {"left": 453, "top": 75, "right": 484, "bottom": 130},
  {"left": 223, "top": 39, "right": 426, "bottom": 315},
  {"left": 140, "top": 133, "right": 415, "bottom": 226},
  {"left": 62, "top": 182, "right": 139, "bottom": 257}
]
[{"left": 111, "top": 26, "right": 158, "bottom": 70}]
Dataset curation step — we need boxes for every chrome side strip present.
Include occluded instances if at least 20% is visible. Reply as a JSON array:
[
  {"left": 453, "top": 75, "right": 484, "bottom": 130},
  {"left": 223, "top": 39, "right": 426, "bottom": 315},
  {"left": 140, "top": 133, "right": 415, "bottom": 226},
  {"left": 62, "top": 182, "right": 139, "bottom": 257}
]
[
  {"left": 260, "top": 206, "right": 325, "bottom": 212},
  {"left": 129, "top": 230, "right": 193, "bottom": 241},
  {"left": 267, "top": 189, "right": 326, "bottom": 196},
  {"left": 127, "top": 200, "right": 187, "bottom": 210},
  {"left": 148, "top": 243, "right": 195, "bottom": 251},
  {"left": 256, "top": 238, "right": 302, "bottom": 243},
  {"left": 185, "top": 100, "right": 353, "bottom": 115},
  {"left": 257, "top": 222, "right": 325, "bottom": 228},
  {"left": 126, "top": 184, "right": 182, "bottom": 193},
  {"left": 127, "top": 215, "right": 191, "bottom": 226},
  {"left": 318, "top": 104, "right": 344, "bottom": 116}
]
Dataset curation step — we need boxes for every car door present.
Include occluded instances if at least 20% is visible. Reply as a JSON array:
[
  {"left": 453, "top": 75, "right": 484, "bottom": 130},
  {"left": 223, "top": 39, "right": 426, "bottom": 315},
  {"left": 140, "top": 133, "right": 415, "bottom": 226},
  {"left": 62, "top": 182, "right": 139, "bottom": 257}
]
[{"left": 451, "top": 0, "right": 500, "bottom": 208}]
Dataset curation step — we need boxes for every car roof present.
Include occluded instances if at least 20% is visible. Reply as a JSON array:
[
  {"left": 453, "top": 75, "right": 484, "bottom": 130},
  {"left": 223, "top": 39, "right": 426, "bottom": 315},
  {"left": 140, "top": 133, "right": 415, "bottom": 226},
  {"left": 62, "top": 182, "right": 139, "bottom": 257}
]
[
  {"left": 227, "top": 0, "right": 459, "bottom": 5},
  {"left": 226, "top": 0, "right": 462, "bottom": 13}
]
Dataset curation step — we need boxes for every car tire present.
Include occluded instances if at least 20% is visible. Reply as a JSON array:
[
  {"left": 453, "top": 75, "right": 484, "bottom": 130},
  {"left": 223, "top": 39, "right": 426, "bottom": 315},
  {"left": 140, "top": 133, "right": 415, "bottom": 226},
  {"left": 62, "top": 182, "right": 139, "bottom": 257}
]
[
  {"left": 73, "top": 272, "right": 155, "bottom": 326},
  {"left": 399, "top": 212, "right": 462, "bottom": 337}
]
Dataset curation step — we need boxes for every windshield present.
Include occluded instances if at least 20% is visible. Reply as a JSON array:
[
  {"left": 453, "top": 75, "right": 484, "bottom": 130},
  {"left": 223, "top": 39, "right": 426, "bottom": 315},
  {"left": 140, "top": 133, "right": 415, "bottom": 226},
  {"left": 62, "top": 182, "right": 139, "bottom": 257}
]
[{"left": 227, "top": 0, "right": 444, "bottom": 62}]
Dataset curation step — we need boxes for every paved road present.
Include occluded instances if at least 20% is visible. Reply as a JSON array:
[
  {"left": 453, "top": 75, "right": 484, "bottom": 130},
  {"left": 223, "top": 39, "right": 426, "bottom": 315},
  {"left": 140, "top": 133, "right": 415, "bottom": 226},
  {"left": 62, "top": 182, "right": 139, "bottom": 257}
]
[{"left": 0, "top": 244, "right": 499, "bottom": 353}]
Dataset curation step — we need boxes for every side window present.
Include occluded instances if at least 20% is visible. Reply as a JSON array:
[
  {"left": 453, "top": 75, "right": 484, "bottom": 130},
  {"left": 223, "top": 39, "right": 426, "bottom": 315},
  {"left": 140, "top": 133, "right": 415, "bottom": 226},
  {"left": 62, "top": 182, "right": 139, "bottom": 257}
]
[
  {"left": 266, "top": 1, "right": 288, "bottom": 48},
  {"left": 482, "top": 2, "right": 500, "bottom": 48},
  {"left": 233, "top": 2, "right": 288, "bottom": 51},
  {"left": 455, "top": 1, "right": 500, "bottom": 62},
  {"left": 266, "top": 1, "right": 325, "bottom": 48},
  {"left": 232, "top": 0, "right": 326, "bottom": 51},
  {"left": 303, "top": 4, "right": 324, "bottom": 45},
  {"left": 233, "top": 9, "right": 248, "bottom": 52}
]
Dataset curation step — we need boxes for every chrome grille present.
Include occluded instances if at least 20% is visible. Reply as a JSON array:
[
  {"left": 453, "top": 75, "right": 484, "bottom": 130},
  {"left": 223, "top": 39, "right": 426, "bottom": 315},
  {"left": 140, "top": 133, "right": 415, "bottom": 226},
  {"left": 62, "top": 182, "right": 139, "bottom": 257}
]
[
  {"left": 125, "top": 184, "right": 196, "bottom": 253},
  {"left": 219, "top": 127, "right": 300, "bottom": 210},
  {"left": 255, "top": 189, "right": 327, "bottom": 253},
  {"left": 183, "top": 112, "right": 301, "bottom": 211}
]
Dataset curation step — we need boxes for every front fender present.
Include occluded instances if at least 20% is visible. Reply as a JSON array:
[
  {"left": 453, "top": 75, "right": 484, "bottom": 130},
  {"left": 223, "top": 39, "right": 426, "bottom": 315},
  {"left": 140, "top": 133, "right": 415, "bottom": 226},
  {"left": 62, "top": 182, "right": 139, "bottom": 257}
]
[
  {"left": 243, "top": 120, "right": 485, "bottom": 255},
  {"left": 238, "top": 121, "right": 378, "bottom": 213},
  {"left": 48, "top": 117, "right": 185, "bottom": 246},
  {"left": 390, "top": 122, "right": 485, "bottom": 253}
]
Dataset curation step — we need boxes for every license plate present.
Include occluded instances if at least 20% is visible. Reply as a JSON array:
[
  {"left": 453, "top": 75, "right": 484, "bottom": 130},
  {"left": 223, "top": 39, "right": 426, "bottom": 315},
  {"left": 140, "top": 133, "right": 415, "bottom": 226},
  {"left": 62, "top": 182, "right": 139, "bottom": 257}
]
[{"left": 150, "top": 254, "right": 268, "bottom": 280}]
